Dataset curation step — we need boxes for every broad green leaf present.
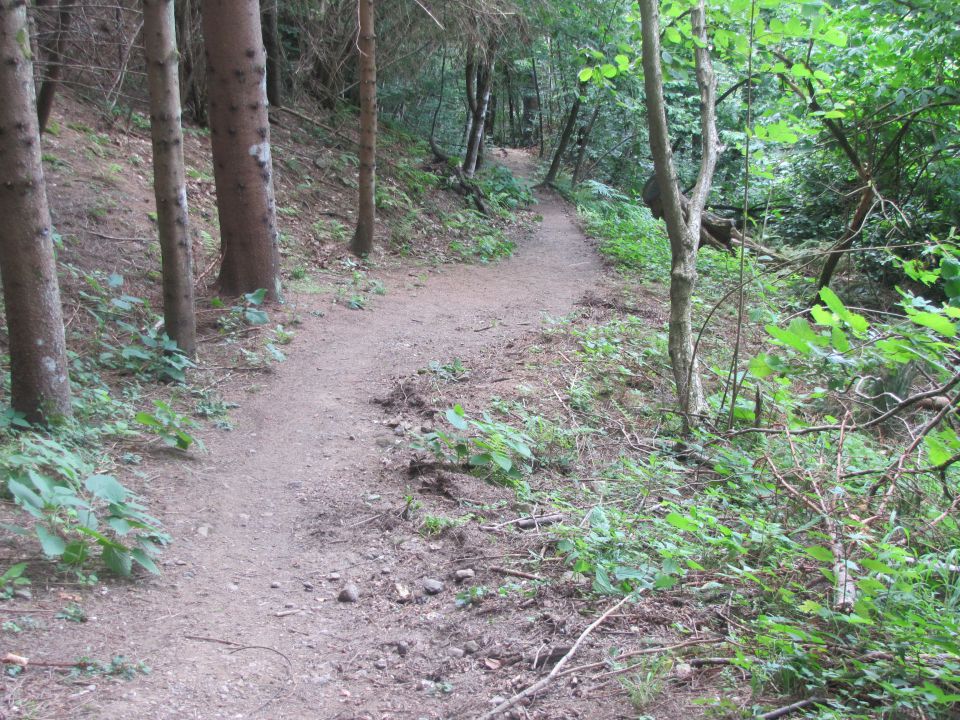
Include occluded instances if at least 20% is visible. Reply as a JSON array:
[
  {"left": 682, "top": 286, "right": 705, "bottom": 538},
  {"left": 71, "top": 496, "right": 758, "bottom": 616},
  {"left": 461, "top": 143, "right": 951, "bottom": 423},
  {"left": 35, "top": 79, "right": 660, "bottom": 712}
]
[
  {"left": 102, "top": 546, "right": 132, "bottom": 577},
  {"left": 908, "top": 310, "right": 956, "bottom": 337},
  {"left": 577, "top": 67, "right": 593, "bottom": 83},
  {"left": 664, "top": 512, "right": 697, "bottom": 532},
  {"left": 446, "top": 406, "right": 469, "bottom": 430},
  {"left": 36, "top": 526, "right": 66, "bottom": 558},
  {"left": 600, "top": 63, "right": 617, "bottom": 78},
  {"left": 860, "top": 558, "right": 896, "bottom": 575},
  {"left": 85, "top": 474, "right": 127, "bottom": 503},
  {"left": 805, "top": 545, "right": 835, "bottom": 563},
  {"left": 131, "top": 548, "right": 160, "bottom": 575}
]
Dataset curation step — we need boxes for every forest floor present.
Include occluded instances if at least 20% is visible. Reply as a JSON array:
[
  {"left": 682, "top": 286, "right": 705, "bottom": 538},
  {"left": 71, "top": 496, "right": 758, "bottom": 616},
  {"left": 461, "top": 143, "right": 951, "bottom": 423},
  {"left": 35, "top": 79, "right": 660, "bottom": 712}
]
[{"left": 3, "top": 143, "right": 715, "bottom": 720}]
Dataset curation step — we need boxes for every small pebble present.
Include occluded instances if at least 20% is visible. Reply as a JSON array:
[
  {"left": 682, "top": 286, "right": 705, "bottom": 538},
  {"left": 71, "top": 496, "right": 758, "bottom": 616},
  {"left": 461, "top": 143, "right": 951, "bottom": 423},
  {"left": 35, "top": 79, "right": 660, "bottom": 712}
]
[
  {"left": 448, "top": 647, "right": 465, "bottom": 658},
  {"left": 464, "top": 640, "right": 480, "bottom": 654},
  {"left": 454, "top": 568, "right": 475, "bottom": 581},
  {"left": 270, "top": 581, "right": 281, "bottom": 589},
  {"left": 327, "top": 572, "right": 341, "bottom": 581},
  {"left": 422, "top": 578, "right": 445, "bottom": 595},
  {"left": 396, "top": 641, "right": 409, "bottom": 657},
  {"left": 374, "top": 658, "right": 387, "bottom": 670},
  {"left": 338, "top": 584, "right": 360, "bottom": 603},
  {"left": 302, "top": 581, "right": 314, "bottom": 591}
]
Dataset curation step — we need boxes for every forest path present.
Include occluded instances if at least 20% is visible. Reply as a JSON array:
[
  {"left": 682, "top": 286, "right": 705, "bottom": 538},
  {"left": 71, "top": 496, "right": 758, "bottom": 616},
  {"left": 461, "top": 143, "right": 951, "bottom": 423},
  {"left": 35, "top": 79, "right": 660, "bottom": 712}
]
[{"left": 31, "top": 150, "right": 604, "bottom": 719}]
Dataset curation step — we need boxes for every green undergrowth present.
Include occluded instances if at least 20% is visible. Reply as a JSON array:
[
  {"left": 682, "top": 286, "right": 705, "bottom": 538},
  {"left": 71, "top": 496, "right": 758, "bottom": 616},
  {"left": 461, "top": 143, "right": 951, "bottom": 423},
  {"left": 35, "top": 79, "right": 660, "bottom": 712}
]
[
  {"left": 410, "top": 203, "right": 960, "bottom": 717},
  {"left": 0, "top": 273, "right": 287, "bottom": 583}
]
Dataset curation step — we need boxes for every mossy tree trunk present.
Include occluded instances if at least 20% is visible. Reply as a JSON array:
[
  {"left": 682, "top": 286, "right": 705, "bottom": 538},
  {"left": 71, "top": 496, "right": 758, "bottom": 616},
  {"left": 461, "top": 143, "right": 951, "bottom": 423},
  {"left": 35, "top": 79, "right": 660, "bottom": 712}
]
[
  {"left": 201, "top": 0, "right": 280, "bottom": 299},
  {"left": 0, "top": 1, "right": 72, "bottom": 422},
  {"left": 143, "top": 0, "right": 196, "bottom": 356},
  {"left": 351, "top": 0, "right": 376, "bottom": 256}
]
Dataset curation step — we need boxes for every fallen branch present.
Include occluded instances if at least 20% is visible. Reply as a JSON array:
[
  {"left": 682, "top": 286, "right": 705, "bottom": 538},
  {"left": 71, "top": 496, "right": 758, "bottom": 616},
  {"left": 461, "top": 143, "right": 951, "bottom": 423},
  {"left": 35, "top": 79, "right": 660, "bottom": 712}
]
[
  {"left": 476, "top": 591, "right": 644, "bottom": 719},
  {"left": 428, "top": 137, "right": 489, "bottom": 215},
  {"left": 490, "top": 565, "right": 543, "bottom": 581},
  {"left": 1, "top": 652, "right": 94, "bottom": 670},
  {"left": 758, "top": 697, "right": 824, "bottom": 719}
]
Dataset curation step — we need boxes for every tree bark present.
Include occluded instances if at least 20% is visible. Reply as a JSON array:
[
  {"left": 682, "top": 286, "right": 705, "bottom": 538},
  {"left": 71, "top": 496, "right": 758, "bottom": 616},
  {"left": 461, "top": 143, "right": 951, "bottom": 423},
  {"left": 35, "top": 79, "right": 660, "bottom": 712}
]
[
  {"left": 0, "top": 1, "right": 72, "bottom": 421},
  {"left": 261, "top": 0, "right": 282, "bottom": 107},
  {"left": 175, "top": 0, "right": 206, "bottom": 125},
  {"left": 463, "top": 42, "right": 494, "bottom": 178},
  {"left": 201, "top": 0, "right": 280, "bottom": 299},
  {"left": 143, "top": 0, "right": 196, "bottom": 356},
  {"left": 35, "top": 0, "right": 72, "bottom": 133},
  {"left": 572, "top": 104, "right": 601, "bottom": 185},
  {"left": 531, "top": 57, "right": 544, "bottom": 157},
  {"left": 542, "top": 84, "right": 583, "bottom": 186},
  {"left": 351, "top": 0, "right": 377, "bottom": 256},
  {"left": 640, "top": 0, "right": 718, "bottom": 426}
]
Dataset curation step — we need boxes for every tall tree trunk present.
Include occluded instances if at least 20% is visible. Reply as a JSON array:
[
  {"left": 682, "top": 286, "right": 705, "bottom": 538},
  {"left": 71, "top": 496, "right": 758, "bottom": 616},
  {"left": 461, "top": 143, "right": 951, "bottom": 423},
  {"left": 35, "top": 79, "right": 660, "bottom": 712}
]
[
  {"left": 505, "top": 64, "right": 516, "bottom": 146},
  {"left": 351, "top": 0, "right": 377, "bottom": 256},
  {"left": 175, "top": 0, "right": 206, "bottom": 125},
  {"left": 201, "top": 0, "right": 280, "bottom": 299},
  {"left": 143, "top": 0, "right": 196, "bottom": 356},
  {"left": 463, "top": 45, "right": 494, "bottom": 178},
  {"left": 572, "top": 104, "right": 601, "bottom": 185},
  {"left": 261, "top": 0, "right": 282, "bottom": 107},
  {"left": 531, "top": 57, "right": 544, "bottom": 157},
  {"left": 429, "top": 46, "right": 446, "bottom": 145},
  {"left": 640, "top": 0, "right": 718, "bottom": 427},
  {"left": 0, "top": 1, "right": 71, "bottom": 422},
  {"left": 35, "top": 0, "right": 72, "bottom": 133},
  {"left": 542, "top": 85, "right": 583, "bottom": 186}
]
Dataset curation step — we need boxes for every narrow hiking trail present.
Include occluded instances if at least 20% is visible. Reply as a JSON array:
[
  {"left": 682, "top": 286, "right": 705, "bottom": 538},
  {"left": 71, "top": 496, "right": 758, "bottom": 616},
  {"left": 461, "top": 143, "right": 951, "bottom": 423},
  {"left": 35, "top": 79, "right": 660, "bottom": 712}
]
[{"left": 26, "top": 151, "right": 613, "bottom": 719}]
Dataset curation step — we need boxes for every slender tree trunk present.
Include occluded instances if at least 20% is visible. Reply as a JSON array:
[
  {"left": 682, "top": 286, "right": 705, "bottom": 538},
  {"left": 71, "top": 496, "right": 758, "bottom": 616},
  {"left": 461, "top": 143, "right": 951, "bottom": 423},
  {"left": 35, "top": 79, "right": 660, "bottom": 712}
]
[
  {"left": 429, "top": 46, "right": 446, "bottom": 144},
  {"left": 175, "top": 0, "right": 206, "bottom": 125},
  {"left": 816, "top": 188, "right": 873, "bottom": 292},
  {"left": 261, "top": 0, "right": 282, "bottom": 107},
  {"left": 351, "top": 0, "right": 376, "bottom": 256},
  {"left": 143, "top": 0, "right": 196, "bottom": 356},
  {"left": 463, "top": 46, "right": 494, "bottom": 178},
  {"left": 505, "top": 64, "right": 516, "bottom": 146},
  {"left": 640, "top": 0, "right": 718, "bottom": 426},
  {"left": 462, "top": 45, "right": 476, "bottom": 149},
  {"left": 202, "top": 0, "right": 280, "bottom": 299},
  {"left": 0, "top": 1, "right": 71, "bottom": 422},
  {"left": 531, "top": 58, "right": 544, "bottom": 157},
  {"left": 35, "top": 0, "right": 72, "bottom": 133},
  {"left": 572, "top": 104, "right": 601, "bottom": 185},
  {"left": 542, "top": 85, "right": 583, "bottom": 186}
]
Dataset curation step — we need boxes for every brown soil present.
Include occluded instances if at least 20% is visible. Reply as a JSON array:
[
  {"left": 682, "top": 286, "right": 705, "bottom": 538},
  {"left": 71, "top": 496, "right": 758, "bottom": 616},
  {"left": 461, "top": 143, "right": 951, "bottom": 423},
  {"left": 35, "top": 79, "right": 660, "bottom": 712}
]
[{"left": 4, "top": 149, "right": 694, "bottom": 719}]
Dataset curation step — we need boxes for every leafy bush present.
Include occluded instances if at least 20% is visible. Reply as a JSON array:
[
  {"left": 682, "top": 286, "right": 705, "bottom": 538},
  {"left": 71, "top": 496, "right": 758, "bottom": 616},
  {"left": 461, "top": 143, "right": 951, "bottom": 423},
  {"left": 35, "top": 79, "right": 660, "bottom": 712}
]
[{"left": 476, "top": 165, "right": 536, "bottom": 212}]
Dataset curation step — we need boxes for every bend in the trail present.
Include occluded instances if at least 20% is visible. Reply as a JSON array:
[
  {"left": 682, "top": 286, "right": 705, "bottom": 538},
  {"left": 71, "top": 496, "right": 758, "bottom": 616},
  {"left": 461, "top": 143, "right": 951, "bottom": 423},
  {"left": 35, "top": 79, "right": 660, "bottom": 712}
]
[{"left": 33, "top": 150, "right": 604, "bottom": 719}]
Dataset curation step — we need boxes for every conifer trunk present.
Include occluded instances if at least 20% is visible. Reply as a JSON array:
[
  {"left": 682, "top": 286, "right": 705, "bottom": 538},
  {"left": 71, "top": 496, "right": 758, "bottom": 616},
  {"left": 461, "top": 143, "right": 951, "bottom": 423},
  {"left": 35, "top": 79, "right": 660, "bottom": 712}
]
[
  {"left": 261, "top": 0, "right": 282, "bottom": 107},
  {"left": 351, "top": 0, "right": 377, "bottom": 256},
  {"left": 35, "top": 0, "right": 72, "bottom": 132},
  {"left": 0, "top": 1, "right": 72, "bottom": 421},
  {"left": 201, "top": 0, "right": 280, "bottom": 299},
  {"left": 143, "top": 0, "right": 196, "bottom": 356}
]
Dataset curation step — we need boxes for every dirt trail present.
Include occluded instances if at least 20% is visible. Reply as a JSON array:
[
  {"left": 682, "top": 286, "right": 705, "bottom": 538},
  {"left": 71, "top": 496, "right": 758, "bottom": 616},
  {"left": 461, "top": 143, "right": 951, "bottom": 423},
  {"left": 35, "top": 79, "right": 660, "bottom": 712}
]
[{"left": 25, "top": 151, "right": 605, "bottom": 719}]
